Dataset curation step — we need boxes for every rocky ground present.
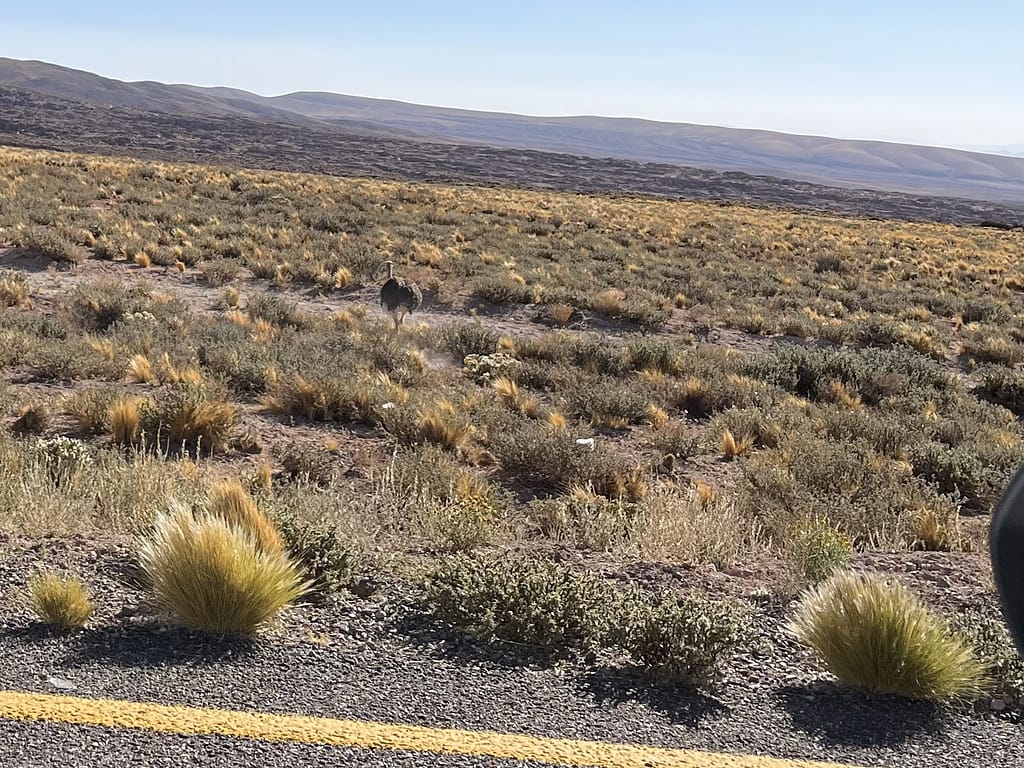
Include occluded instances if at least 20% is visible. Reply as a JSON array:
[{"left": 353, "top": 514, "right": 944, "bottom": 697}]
[{"left": 0, "top": 537, "right": 1021, "bottom": 768}]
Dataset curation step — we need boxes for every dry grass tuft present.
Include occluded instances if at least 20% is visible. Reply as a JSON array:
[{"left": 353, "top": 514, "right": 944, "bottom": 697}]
[
  {"left": 720, "top": 429, "right": 752, "bottom": 460},
  {"left": 206, "top": 478, "right": 285, "bottom": 555},
  {"left": 28, "top": 572, "right": 94, "bottom": 629},
  {"left": 790, "top": 570, "right": 987, "bottom": 701},
  {"left": 127, "top": 354, "right": 157, "bottom": 385},
  {"left": 108, "top": 395, "right": 145, "bottom": 445},
  {"left": 139, "top": 501, "right": 311, "bottom": 634},
  {"left": 416, "top": 405, "right": 476, "bottom": 452},
  {"left": 631, "top": 483, "right": 758, "bottom": 569}
]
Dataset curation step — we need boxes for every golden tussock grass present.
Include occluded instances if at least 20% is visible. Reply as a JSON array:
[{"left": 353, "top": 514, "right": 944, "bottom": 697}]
[
  {"left": 206, "top": 478, "right": 285, "bottom": 556},
  {"left": 139, "top": 501, "right": 311, "bottom": 635},
  {"left": 789, "top": 570, "right": 986, "bottom": 702},
  {"left": 108, "top": 395, "right": 145, "bottom": 445},
  {"left": 28, "top": 572, "right": 94, "bottom": 629},
  {"left": 719, "top": 429, "right": 753, "bottom": 460},
  {"left": 127, "top": 354, "right": 157, "bottom": 385}
]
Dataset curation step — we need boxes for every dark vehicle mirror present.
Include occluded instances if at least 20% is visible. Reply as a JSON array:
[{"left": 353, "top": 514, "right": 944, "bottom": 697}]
[{"left": 991, "top": 461, "right": 1024, "bottom": 655}]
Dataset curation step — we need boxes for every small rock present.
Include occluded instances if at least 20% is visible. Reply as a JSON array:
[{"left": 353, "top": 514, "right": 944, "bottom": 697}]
[
  {"left": 46, "top": 676, "right": 75, "bottom": 691},
  {"left": 991, "top": 698, "right": 1007, "bottom": 712}
]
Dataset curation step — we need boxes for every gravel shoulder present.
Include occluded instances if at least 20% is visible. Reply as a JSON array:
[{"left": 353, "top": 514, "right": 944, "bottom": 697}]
[{"left": 1, "top": 537, "right": 1022, "bottom": 768}]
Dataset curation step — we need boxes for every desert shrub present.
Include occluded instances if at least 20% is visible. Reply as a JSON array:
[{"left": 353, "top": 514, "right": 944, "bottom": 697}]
[
  {"left": 742, "top": 345, "right": 955, "bottom": 407},
  {"left": 472, "top": 274, "right": 534, "bottom": 305},
  {"left": 960, "top": 332, "right": 1024, "bottom": 367},
  {"left": 618, "top": 588, "right": 747, "bottom": 686},
  {"left": 712, "top": 408, "right": 784, "bottom": 450},
  {"left": 907, "top": 441, "right": 1007, "bottom": 513},
  {"left": 853, "top": 318, "right": 902, "bottom": 348},
  {"left": 204, "top": 342, "right": 279, "bottom": 395},
  {"left": 260, "top": 372, "right": 386, "bottom": 425},
  {"left": 813, "top": 254, "right": 847, "bottom": 274},
  {"left": 629, "top": 482, "right": 756, "bottom": 569},
  {"left": 385, "top": 444, "right": 467, "bottom": 502},
  {"left": 64, "top": 387, "right": 116, "bottom": 434},
  {"left": 647, "top": 422, "right": 702, "bottom": 460},
  {"left": 139, "top": 501, "right": 311, "bottom": 634},
  {"left": 29, "top": 436, "right": 94, "bottom": 486},
  {"left": 28, "top": 572, "right": 94, "bottom": 629},
  {"left": 443, "top": 323, "right": 499, "bottom": 360},
  {"left": 785, "top": 516, "right": 852, "bottom": 584},
  {"left": 10, "top": 401, "right": 50, "bottom": 435},
  {"left": 813, "top": 406, "right": 908, "bottom": 459},
  {"left": 527, "top": 492, "right": 643, "bottom": 551},
  {"left": 741, "top": 435, "right": 940, "bottom": 548},
  {"left": 12, "top": 225, "right": 82, "bottom": 264},
  {"left": 614, "top": 295, "right": 674, "bottom": 329},
  {"left": 270, "top": 509, "right": 356, "bottom": 599},
  {"left": 421, "top": 554, "right": 620, "bottom": 653},
  {"left": 953, "top": 607, "right": 1024, "bottom": 711},
  {"left": 69, "top": 278, "right": 152, "bottom": 331},
  {"left": 564, "top": 337, "right": 630, "bottom": 377},
  {"left": 247, "top": 293, "right": 304, "bottom": 328},
  {"left": 486, "top": 416, "right": 637, "bottom": 499},
  {"left": 431, "top": 495, "right": 496, "bottom": 552},
  {"left": 0, "top": 268, "right": 31, "bottom": 307},
  {"left": 976, "top": 366, "right": 1024, "bottom": 417},
  {"left": 625, "top": 338, "right": 685, "bottom": 375},
  {"left": 462, "top": 352, "right": 521, "bottom": 384},
  {"left": 907, "top": 502, "right": 963, "bottom": 552},
  {"left": 960, "top": 297, "right": 1013, "bottom": 325},
  {"left": 567, "top": 377, "right": 651, "bottom": 426},
  {"left": 276, "top": 442, "right": 341, "bottom": 486},
  {"left": 669, "top": 375, "right": 770, "bottom": 419},
  {"left": 141, "top": 383, "right": 237, "bottom": 454},
  {"left": 27, "top": 337, "right": 122, "bottom": 382},
  {"left": 198, "top": 258, "right": 241, "bottom": 286},
  {"left": 790, "top": 570, "right": 987, "bottom": 701},
  {"left": 383, "top": 400, "right": 476, "bottom": 453}
]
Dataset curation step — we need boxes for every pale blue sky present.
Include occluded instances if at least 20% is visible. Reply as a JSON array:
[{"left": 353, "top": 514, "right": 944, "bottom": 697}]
[{"left": 3, "top": 1, "right": 1022, "bottom": 149}]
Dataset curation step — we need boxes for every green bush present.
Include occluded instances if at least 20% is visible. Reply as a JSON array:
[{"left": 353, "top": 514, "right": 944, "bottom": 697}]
[
  {"left": 785, "top": 516, "right": 853, "bottom": 584},
  {"left": 472, "top": 275, "right": 534, "bottom": 305},
  {"left": 271, "top": 509, "right": 356, "bottom": 599},
  {"left": 953, "top": 607, "right": 1024, "bottom": 710},
  {"left": 618, "top": 589, "right": 747, "bottom": 687},
  {"left": 567, "top": 377, "right": 652, "bottom": 426},
  {"left": 975, "top": 366, "right": 1024, "bottom": 417},
  {"left": 141, "top": 382, "right": 238, "bottom": 454},
  {"left": 421, "top": 554, "right": 619, "bottom": 653},
  {"left": 432, "top": 496, "right": 495, "bottom": 552},
  {"left": 443, "top": 323, "right": 498, "bottom": 361},
  {"left": 70, "top": 278, "right": 152, "bottom": 332},
  {"left": 789, "top": 570, "right": 987, "bottom": 701},
  {"left": 907, "top": 441, "right": 1006, "bottom": 513},
  {"left": 486, "top": 416, "right": 638, "bottom": 499}
]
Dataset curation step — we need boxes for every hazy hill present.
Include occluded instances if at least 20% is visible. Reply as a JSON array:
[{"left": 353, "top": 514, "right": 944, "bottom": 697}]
[
  {"left": 255, "top": 91, "right": 1024, "bottom": 203},
  {"left": 2, "top": 57, "right": 1024, "bottom": 211}
]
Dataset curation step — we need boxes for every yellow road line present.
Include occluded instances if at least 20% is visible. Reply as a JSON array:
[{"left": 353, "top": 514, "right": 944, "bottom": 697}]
[{"left": 0, "top": 689, "right": 864, "bottom": 768}]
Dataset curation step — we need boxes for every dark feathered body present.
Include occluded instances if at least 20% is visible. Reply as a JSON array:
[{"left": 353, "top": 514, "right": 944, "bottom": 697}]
[
  {"left": 379, "top": 261, "right": 422, "bottom": 329},
  {"left": 380, "top": 276, "right": 422, "bottom": 313}
]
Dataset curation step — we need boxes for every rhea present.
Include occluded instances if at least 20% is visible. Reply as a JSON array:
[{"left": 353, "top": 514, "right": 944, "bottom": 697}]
[{"left": 379, "top": 259, "right": 422, "bottom": 330}]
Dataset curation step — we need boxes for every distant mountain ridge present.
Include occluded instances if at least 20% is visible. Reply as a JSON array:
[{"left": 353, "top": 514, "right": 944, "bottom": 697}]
[{"left": 1, "top": 56, "right": 1024, "bottom": 206}]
